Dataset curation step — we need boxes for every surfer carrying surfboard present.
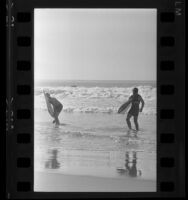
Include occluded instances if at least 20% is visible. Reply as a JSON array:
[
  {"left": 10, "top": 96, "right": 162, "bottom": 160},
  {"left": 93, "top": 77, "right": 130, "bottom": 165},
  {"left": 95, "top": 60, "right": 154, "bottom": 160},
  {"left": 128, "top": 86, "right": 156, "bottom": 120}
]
[
  {"left": 126, "top": 87, "right": 145, "bottom": 131},
  {"left": 44, "top": 92, "right": 63, "bottom": 125}
]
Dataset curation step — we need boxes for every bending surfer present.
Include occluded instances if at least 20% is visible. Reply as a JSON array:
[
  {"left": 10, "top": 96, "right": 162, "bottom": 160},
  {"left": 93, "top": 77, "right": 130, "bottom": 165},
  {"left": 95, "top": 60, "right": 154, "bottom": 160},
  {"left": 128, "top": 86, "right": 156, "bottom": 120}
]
[
  {"left": 44, "top": 92, "right": 63, "bottom": 125},
  {"left": 126, "top": 88, "right": 145, "bottom": 131}
]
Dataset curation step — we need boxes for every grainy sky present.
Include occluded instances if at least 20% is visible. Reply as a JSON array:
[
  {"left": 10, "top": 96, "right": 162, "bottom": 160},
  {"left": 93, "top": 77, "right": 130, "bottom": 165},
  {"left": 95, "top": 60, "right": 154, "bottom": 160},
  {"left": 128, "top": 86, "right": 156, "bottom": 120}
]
[{"left": 34, "top": 9, "right": 156, "bottom": 81}]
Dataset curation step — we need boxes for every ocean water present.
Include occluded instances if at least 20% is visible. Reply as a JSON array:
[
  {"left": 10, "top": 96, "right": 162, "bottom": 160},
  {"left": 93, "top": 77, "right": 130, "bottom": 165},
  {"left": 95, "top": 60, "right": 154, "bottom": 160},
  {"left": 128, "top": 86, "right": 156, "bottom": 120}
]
[
  {"left": 34, "top": 80, "right": 156, "bottom": 182},
  {"left": 35, "top": 80, "right": 156, "bottom": 115}
]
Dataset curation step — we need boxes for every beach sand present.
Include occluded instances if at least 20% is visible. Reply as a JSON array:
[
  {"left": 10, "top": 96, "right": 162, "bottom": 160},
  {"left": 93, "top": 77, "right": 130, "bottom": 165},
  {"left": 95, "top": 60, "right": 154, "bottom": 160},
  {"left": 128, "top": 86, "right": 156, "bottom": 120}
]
[{"left": 34, "top": 171, "right": 156, "bottom": 192}]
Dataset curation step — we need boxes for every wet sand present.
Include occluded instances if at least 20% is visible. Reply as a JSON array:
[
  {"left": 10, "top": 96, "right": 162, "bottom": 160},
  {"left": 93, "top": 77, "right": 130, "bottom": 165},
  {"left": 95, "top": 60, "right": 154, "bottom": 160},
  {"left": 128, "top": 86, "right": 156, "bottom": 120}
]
[
  {"left": 34, "top": 111, "right": 156, "bottom": 192},
  {"left": 34, "top": 171, "right": 156, "bottom": 192}
]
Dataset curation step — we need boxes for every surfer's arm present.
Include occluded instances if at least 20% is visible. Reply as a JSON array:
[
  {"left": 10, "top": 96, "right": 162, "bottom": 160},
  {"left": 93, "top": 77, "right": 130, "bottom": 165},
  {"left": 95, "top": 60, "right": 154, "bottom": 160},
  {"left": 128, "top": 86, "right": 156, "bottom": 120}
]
[
  {"left": 48, "top": 97, "right": 53, "bottom": 104},
  {"left": 43, "top": 89, "right": 46, "bottom": 95},
  {"left": 140, "top": 96, "right": 145, "bottom": 112}
]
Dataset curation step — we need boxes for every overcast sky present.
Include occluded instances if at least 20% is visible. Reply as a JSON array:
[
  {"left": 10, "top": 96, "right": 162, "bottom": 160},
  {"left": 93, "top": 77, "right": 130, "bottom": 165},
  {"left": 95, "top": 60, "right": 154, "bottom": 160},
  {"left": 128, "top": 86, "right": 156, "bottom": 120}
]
[{"left": 34, "top": 9, "right": 156, "bottom": 81}]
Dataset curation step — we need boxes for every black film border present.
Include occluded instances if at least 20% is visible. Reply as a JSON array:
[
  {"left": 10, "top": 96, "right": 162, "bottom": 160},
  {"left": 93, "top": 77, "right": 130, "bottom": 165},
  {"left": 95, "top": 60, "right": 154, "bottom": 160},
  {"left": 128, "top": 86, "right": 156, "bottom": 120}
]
[{"left": 6, "top": 0, "right": 185, "bottom": 198}]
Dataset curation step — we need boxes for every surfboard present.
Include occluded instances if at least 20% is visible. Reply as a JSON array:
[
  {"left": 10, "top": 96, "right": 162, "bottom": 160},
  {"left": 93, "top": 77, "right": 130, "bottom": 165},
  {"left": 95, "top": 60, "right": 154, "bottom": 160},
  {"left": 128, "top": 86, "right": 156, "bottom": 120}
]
[
  {"left": 44, "top": 92, "right": 55, "bottom": 118},
  {"left": 118, "top": 101, "right": 131, "bottom": 114}
]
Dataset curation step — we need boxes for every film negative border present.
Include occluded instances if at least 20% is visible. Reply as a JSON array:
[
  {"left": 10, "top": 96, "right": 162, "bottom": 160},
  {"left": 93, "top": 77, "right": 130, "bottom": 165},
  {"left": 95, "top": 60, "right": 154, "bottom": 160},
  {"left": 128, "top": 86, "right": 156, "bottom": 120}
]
[
  {"left": 6, "top": 0, "right": 185, "bottom": 198},
  {"left": 157, "top": 2, "right": 185, "bottom": 196}
]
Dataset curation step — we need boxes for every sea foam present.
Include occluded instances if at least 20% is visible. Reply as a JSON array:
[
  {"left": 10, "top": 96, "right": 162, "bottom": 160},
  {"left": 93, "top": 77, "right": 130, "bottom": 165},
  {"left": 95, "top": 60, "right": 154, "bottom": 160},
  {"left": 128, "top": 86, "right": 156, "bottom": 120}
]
[{"left": 35, "top": 85, "right": 156, "bottom": 115}]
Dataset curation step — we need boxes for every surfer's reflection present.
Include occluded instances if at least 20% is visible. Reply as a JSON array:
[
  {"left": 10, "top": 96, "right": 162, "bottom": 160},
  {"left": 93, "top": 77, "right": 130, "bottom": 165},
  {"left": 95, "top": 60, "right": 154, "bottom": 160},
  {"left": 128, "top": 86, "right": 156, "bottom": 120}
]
[
  {"left": 45, "top": 149, "right": 60, "bottom": 169},
  {"left": 117, "top": 151, "right": 142, "bottom": 177}
]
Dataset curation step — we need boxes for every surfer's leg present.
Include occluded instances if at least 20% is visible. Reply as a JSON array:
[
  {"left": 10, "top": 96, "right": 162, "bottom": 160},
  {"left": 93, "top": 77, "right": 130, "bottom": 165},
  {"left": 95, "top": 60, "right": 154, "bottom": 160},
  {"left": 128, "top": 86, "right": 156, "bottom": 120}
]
[
  {"left": 133, "top": 116, "right": 139, "bottom": 131},
  {"left": 57, "top": 105, "right": 62, "bottom": 124},
  {"left": 56, "top": 110, "right": 62, "bottom": 125},
  {"left": 126, "top": 113, "right": 132, "bottom": 130},
  {"left": 53, "top": 111, "right": 60, "bottom": 125},
  {"left": 54, "top": 106, "right": 62, "bottom": 125},
  {"left": 54, "top": 116, "right": 60, "bottom": 125}
]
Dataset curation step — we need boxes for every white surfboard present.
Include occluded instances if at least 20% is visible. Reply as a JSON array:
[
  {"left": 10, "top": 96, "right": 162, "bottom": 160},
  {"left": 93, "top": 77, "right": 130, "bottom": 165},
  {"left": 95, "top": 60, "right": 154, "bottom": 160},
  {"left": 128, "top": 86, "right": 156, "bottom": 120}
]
[
  {"left": 44, "top": 92, "right": 55, "bottom": 118},
  {"left": 118, "top": 101, "right": 131, "bottom": 114}
]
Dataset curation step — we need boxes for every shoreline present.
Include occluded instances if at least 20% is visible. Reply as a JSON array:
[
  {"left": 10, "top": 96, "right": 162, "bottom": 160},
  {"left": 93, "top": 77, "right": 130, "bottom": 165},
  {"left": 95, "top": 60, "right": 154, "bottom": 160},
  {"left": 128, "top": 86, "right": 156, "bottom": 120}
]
[
  {"left": 34, "top": 108, "right": 156, "bottom": 192},
  {"left": 34, "top": 171, "right": 156, "bottom": 192}
]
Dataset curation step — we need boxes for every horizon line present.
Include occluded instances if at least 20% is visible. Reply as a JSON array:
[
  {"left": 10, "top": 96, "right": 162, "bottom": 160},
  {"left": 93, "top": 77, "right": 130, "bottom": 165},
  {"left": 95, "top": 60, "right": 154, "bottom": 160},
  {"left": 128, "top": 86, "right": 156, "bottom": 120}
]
[{"left": 35, "top": 79, "right": 156, "bottom": 82}]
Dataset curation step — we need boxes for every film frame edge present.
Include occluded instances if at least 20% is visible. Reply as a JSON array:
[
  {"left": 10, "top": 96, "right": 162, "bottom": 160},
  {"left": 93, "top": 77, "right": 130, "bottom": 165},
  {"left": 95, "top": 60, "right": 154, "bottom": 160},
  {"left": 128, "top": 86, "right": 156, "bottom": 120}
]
[{"left": 6, "top": 0, "right": 185, "bottom": 198}]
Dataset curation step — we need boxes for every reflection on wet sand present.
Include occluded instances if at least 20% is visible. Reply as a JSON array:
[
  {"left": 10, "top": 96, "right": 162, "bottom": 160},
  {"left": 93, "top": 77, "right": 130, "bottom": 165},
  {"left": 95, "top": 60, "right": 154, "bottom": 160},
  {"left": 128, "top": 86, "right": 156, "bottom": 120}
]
[
  {"left": 117, "top": 151, "right": 142, "bottom": 177},
  {"left": 45, "top": 149, "right": 60, "bottom": 169}
]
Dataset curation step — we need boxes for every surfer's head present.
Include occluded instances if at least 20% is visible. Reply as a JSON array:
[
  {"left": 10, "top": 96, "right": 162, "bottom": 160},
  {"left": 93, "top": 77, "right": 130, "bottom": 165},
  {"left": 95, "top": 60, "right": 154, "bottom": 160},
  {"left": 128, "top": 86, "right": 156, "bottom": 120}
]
[
  {"left": 133, "top": 87, "right": 138, "bottom": 94},
  {"left": 46, "top": 93, "right": 51, "bottom": 98}
]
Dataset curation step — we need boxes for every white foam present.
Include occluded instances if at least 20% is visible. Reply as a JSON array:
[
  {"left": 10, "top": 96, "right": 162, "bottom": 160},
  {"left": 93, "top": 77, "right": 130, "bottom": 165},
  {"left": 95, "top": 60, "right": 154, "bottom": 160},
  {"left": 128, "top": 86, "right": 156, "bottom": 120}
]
[{"left": 35, "top": 86, "right": 156, "bottom": 115}]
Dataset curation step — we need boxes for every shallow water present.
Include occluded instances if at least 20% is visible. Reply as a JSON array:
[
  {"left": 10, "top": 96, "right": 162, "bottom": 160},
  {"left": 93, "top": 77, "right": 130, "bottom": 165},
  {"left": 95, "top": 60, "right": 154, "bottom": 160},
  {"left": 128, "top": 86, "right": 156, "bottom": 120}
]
[{"left": 34, "top": 112, "right": 156, "bottom": 180}]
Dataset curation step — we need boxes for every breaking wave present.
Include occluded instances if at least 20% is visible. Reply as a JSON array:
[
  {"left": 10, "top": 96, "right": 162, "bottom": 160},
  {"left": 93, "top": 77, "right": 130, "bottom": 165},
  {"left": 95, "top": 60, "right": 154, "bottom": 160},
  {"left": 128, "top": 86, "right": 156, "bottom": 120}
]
[{"left": 35, "top": 85, "right": 156, "bottom": 115}]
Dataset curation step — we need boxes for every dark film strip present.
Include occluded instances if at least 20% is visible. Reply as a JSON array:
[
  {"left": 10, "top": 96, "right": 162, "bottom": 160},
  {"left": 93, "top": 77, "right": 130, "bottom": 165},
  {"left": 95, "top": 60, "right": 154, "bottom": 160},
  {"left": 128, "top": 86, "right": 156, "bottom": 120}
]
[
  {"left": 8, "top": 1, "right": 33, "bottom": 197},
  {"left": 158, "top": 8, "right": 176, "bottom": 195},
  {"left": 6, "top": 0, "right": 185, "bottom": 198}
]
